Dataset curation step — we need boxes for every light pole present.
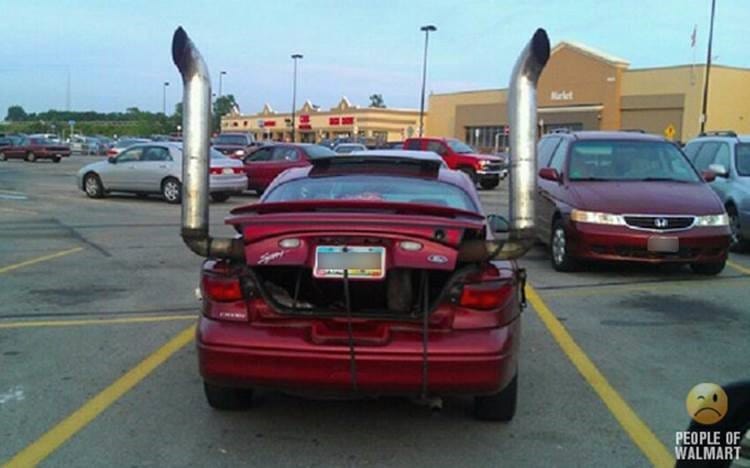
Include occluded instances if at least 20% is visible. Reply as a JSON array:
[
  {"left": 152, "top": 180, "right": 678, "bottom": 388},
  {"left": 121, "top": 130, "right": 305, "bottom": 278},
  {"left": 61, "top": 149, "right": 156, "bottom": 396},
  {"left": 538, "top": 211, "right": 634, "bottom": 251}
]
[
  {"left": 162, "top": 81, "right": 170, "bottom": 115},
  {"left": 418, "top": 25, "right": 436, "bottom": 137},
  {"left": 700, "top": 0, "right": 716, "bottom": 134},
  {"left": 290, "top": 54, "right": 303, "bottom": 142},
  {"left": 218, "top": 71, "right": 227, "bottom": 98}
]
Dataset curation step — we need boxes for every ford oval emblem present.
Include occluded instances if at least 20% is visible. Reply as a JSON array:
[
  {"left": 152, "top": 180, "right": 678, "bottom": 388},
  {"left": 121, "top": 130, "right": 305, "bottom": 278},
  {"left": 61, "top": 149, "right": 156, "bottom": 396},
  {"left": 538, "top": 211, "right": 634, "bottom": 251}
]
[{"left": 427, "top": 254, "right": 448, "bottom": 264}]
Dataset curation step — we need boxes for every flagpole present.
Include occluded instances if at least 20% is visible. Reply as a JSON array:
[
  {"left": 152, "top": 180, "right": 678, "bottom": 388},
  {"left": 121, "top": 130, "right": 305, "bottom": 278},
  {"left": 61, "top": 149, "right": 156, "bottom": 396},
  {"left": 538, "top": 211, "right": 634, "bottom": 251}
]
[
  {"left": 700, "top": 0, "right": 716, "bottom": 135},
  {"left": 690, "top": 24, "right": 697, "bottom": 86}
]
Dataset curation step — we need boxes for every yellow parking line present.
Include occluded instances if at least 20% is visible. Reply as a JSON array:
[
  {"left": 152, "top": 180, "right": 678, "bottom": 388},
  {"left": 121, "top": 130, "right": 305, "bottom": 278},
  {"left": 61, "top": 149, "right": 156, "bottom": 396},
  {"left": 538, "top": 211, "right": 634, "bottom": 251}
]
[
  {"left": 727, "top": 259, "right": 750, "bottom": 275},
  {"left": 526, "top": 284, "right": 674, "bottom": 467},
  {"left": 0, "top": 314, "right": 196, "bottom": 329},
  {"left": 0, "top": 247, "right": 84, "bottom": 275},
  {"left": 3, "top": 324, "right": 195, "bottom": 468}
]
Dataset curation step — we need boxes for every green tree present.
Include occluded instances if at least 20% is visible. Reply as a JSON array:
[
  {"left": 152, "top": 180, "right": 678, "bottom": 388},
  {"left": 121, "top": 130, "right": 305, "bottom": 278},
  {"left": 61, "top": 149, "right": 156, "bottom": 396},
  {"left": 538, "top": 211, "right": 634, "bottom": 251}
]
[
  {"left": 368, "top": 94, "right": 385, "bottom": 108},
  {"left": 213, "top": 94, "right": 237, "bottom": 132},
  {"left": 6, "top": 105, "right": 28, "bottom": 121}
]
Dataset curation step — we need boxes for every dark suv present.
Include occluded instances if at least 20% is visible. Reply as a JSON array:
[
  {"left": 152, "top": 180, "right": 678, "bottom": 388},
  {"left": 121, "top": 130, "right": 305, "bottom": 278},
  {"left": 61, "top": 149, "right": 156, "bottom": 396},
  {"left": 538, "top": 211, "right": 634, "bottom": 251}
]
[
  {"left": 213, "top": 133, "right": 256, "bottom": 159},
  {"left": 534, "top": 130, "right": 730, "bottom": 274}
]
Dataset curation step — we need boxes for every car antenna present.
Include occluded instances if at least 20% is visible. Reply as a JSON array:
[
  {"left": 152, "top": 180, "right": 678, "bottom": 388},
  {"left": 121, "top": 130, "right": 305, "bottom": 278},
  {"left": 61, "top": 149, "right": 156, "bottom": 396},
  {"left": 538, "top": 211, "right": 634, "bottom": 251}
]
[{"left": 343, "top": 269, "right": 358, "bottom": 392}]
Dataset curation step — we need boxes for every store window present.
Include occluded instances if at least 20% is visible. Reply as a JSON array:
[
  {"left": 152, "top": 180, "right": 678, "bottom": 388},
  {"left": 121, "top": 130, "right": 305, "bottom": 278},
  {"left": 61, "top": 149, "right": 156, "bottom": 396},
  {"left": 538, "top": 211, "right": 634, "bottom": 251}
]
[{"left": 465, "top": 126, "right": 508, "bottom": 151}]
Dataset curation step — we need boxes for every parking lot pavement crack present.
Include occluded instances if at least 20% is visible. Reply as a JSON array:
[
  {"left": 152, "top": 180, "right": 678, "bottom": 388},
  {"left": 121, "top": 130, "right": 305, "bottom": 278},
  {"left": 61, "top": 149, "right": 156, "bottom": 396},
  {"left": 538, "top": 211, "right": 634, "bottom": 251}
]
[{"left": 52, "top": 218, "right": 111, "bottom": 257}]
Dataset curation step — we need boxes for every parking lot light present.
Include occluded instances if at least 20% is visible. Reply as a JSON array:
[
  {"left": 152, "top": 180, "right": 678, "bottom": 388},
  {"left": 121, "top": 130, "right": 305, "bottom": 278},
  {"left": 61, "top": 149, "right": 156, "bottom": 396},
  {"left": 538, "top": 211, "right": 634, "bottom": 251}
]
[
  {"left": 418, "top": 25, "right": 436, "bottom": 138},
  {"left": 162, "top": 81, "right": 170, "bottom": 115}
]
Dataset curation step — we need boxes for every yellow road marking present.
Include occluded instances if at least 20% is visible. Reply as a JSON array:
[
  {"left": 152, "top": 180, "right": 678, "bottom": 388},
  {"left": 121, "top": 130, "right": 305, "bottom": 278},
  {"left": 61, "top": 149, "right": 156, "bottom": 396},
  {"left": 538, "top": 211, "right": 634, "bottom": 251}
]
[
  {"left": 3, "top": 324, "right": 195, "bottom": 468},
  {"left": 0, "top": 247, "right": 84, "bottom": 275},
  {"left": 526, "top": 284, "right": 674, "bottom": 467},
  {"left": 727, "top": 259, "right": 750, "bottom": 275},
  {"left": 0, "top": 206, "right": 39, "bottom": 215},
  {"left": 0, "top": 314, "right": 196, "bottom": 329}
]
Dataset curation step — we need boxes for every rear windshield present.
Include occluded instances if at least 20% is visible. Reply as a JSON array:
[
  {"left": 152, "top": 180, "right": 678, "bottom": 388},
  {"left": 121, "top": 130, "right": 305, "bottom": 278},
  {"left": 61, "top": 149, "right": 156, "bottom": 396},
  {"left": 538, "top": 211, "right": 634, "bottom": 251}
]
[
  {"left": 568, "top": 140, "right": 701, "bottom": 182},
  {"left": 304, "top": 145, "right": 337, "bottom": 158},
  {"left": 265, "top": 175, "right": 477, "bottom": 211},
  {"left": 214, "top": 135, "right": 248, "bottom": 145},
  {"left": 736, "top": 143, "right": 750, "bottom": 176}
]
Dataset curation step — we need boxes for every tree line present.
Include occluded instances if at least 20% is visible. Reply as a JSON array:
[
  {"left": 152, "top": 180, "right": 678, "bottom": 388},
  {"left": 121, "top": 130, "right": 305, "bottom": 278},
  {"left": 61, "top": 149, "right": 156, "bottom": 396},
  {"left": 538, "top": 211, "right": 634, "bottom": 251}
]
[{"left": 2, "top": 95, "right": 238, "bottom": 137}]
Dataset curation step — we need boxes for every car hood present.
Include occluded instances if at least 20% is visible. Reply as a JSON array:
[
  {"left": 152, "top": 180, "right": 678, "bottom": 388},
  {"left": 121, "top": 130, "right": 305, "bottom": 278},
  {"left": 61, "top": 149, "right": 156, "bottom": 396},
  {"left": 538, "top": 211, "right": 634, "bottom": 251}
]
[
  {"left": 460, "top": 153, "right": 502, "bottom": 162},
  {"left": 569, "top": 181, "right": 724, "bottom": 215}
]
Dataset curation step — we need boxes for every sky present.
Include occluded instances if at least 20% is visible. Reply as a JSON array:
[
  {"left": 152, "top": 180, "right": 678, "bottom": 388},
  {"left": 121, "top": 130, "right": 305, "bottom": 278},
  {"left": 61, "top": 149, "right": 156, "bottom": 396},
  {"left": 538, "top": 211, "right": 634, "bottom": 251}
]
[{"left": 1, "top": 0, "right": 748, "bottom": 116}]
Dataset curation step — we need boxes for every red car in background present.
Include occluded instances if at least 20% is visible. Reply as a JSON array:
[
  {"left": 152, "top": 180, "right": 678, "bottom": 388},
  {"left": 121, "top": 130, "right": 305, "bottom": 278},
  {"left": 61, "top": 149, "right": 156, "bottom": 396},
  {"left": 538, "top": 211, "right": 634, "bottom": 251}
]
[
  {"left": 404, "top": 137, "right": 507, "bottom": 190},
  {"left": 535, "top": 131, "right": 731, "bottom": 274},
  {"left": 0, "top": 135, "right": 71, "bottom": 163},
  {"left": 243, "top": 143, "right": 336, "bottom": 194}
]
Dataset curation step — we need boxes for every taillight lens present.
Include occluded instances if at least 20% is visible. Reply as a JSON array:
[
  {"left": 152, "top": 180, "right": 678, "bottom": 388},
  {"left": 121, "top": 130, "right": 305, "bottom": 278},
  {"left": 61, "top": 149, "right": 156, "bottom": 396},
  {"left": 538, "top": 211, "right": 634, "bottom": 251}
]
[
  {"left": 209, "top": 167, "right": 222, "bottom": 175},
  {"left": 459, "top": 281, "right": 512, "bottom": 310},
  {"left": 232, "top": 167, "right": 244, "bottom": 174},
  {"left": 107, "top": 149, "right": 116, "bottom": 156},
  {"left": 202, "top": 275, "right": 243, "bottom": 302}
]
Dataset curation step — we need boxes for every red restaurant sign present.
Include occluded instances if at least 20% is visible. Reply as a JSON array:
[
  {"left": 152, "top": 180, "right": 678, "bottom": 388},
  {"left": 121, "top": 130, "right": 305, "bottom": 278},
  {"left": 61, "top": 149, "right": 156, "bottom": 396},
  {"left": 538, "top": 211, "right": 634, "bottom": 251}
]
[{"left": 263, "top": 120, "right": 276, "bottom": 127}]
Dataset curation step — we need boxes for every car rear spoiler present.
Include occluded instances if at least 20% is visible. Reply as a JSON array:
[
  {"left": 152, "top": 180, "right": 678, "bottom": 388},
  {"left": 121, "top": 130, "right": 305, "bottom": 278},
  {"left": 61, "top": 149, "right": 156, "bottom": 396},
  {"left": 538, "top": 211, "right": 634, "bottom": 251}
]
[{"left": 172, "top": 26, "right": 549, "bottom": 263}]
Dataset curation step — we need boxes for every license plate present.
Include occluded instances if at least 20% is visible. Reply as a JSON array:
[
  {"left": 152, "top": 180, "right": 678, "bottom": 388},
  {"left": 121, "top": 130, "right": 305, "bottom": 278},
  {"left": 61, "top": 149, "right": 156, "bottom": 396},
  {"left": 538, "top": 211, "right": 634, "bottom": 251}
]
[
  {"left": 314, "top": 246, "right": 385, "bottom": 279},
  {"left": 647, "top": 236, "right": 679, "bottom": 253},
  {"left": 222, "top": 167, "right": 233, "bottom": 175}
]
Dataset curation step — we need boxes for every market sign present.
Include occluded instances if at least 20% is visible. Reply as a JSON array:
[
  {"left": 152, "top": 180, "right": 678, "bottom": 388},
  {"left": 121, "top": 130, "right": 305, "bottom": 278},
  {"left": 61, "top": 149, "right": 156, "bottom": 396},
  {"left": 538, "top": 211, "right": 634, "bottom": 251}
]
[
  {"left": 341, "top": 116, "right": 355, "bottom": 125},
  {"left": 263, "top": 120, "right": 276, "bottom": 127},
  {"left": 329, "top": 117, "right": 340, "bottom": 126}
]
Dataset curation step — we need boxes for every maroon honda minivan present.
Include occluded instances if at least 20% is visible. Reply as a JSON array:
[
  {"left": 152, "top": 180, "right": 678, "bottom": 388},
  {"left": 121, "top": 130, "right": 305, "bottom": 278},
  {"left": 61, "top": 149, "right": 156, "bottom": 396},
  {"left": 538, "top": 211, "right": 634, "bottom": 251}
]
[{"left": 534, "top": 131, "right": 731, "bottom": 274}]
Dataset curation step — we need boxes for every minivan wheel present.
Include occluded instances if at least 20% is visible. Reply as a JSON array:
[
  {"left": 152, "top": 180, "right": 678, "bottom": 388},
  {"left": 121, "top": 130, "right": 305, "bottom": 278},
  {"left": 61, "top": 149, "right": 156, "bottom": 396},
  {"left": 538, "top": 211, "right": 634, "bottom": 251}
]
[
  {"left": 203, "top": 382, "right": 253, "bottom": 411},
  {"left": 690, "top": 260, "right": 726, "bottom": 276},
  {"left": 474, "top": 373, "right": 517, "bottom": 421},
  {"left": 728, "top": 205, "right": 747, "bottom": 251},
  {"left": 479, "top": 179, "right": 499, "bottom": 190},
  {"left": 26, "top": 152, "right": 36, "bottom": 162},
  {"left": 84, "top": 173, "right": 105, "bottom": 198},
  {"left": 162, "top": 178, "right": 182, "bottom": 204},
  {"left": 551, "top": 220, "right": 577, "bottom": 272}
]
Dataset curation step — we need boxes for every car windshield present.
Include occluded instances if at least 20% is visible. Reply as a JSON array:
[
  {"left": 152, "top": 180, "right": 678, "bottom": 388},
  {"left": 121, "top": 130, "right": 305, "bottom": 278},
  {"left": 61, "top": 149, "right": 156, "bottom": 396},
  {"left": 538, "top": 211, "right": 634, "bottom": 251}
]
[
  {"left": 215, "top": 135, "right": 247, "bottom": 145},
  {"left": 304, "top": 145, "right": 337, "bottom": 158},
  {"left": 265, "top": 175, "right": 477, "bottom": 211},
  {"left": 736, "top": 143, "right": 750, "bottom": 176},
  {"left": 446, "top": 139, "right": 475, "bottom": 154},
  {"left": 568, "top": 140, "right": 701, "bottom": 182}
]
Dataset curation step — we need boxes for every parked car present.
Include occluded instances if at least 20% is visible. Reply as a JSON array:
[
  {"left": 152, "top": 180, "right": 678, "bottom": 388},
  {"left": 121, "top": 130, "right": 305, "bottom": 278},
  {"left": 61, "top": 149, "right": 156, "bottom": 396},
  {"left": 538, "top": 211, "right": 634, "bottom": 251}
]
[
  {"left": 0, "top": 135, "right": 71, "bottom": 162},
  {"left": 535, "top": 130, "right": 731, "bottom": 274},
  {"left": 106, "top": 138, "right": 151, "bottom": 157},
  {"left": 683, "top": 131, "right": 750, "bottom": 250},
  {"left": 243, "top": 143, "right": 336, "bottom": 194},
  {"left": 333, "top": 143, "right": 367, "bottom": 154},
  {"left": 199, "top": 151, "right": 523, "bottom": 420},
  {"left": 68, "top": 135, "right": 102, "bottom": 155},
  {"left": 77, "top": 142, "right": 246, "bottom": 203},
  {"left": 403, "top": 137, "right": 507, "bottom": 189},
  {"left": 213, "top": 132, "right": 256, "bottom": 159}
]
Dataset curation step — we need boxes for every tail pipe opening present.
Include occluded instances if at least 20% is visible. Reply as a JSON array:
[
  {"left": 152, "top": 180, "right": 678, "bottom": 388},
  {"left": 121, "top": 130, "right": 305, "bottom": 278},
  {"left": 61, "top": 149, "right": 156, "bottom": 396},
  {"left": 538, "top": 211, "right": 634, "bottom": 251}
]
[
  {"left": 172, "top": 27, "right": 244, "bottom": 260},
  {"left": 459, "top": 28, "right": 550, "bottom": 262}
]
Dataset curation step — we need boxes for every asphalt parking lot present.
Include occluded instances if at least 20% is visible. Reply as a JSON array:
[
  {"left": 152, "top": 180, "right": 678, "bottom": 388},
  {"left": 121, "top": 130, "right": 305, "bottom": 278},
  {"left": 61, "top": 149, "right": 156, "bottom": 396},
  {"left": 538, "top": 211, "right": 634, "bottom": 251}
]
[{"left": 2, "top": 156, "right": 749, "bottom": 467}]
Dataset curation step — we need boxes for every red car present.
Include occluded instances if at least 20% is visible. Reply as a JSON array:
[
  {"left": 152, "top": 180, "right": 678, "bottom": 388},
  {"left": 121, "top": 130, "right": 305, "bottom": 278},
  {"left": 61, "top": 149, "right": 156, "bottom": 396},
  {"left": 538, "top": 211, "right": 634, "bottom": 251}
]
[
  {"left": 535, "top": 131, "right": 731, "bottom": 274},
  {"left": 200, "top": 152, "right": 523, "bottom": 420},
  {"left": 243, "top": 143, "right": 336, "bottom": 194},
  {"left": 172, "top": 25, "right": 549, "bottom": 420},
  {"left": 404, "top": 137, "right": 507, "bottom": 190},
  {"left": 0, "top": 135, "right": 71, "bottom": 163}
]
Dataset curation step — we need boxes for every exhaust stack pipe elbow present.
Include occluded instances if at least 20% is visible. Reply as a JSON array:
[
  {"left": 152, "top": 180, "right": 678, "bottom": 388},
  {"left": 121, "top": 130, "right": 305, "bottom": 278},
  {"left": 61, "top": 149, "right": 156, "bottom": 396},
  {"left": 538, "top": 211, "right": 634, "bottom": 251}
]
[
  {"left": 458, "top": 29, "right": 550, "bottom": 263},
  {"left": 172, "top": 27, "right": 243, "bottom": 260},
  {"left": 508, "top": 28, "right": 549, "bottom": 237}
]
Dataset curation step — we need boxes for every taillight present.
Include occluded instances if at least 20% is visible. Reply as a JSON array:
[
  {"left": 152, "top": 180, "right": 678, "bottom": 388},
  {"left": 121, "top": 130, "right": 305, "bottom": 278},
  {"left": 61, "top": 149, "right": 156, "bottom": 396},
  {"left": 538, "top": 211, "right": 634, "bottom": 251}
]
[
  {"left": 459, "top": 281, "right": 513, "bottom": 310},
  {"left": 232, "top": 167, "right": 243, "bottom": 174},
  {"left": 209, "top": 167, "right": 222, "bottom": 175},
  {"left": 202, "top": 274, "right": 243, "bottom": 302},
  {"left": 107, "top": 149, "right": 116, "bottom": 156}
]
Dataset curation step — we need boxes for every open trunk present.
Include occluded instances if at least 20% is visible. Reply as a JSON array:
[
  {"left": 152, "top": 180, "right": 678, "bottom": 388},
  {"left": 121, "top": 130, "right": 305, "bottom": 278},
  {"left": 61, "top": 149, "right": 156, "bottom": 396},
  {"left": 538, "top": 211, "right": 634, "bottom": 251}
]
[{"left": 227, "top": 200, "right": 488, "bottom": 319}]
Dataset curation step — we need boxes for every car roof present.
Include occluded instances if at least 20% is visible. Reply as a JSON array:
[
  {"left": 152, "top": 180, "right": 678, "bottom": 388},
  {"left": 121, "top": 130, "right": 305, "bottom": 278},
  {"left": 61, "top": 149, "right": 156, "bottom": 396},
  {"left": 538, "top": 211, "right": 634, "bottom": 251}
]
[
  {"left": 689, "top": 133, "right": 750, "bottom": 143},
  {"left": 544, "top": 131, "right": 667, "bottom": 142}
]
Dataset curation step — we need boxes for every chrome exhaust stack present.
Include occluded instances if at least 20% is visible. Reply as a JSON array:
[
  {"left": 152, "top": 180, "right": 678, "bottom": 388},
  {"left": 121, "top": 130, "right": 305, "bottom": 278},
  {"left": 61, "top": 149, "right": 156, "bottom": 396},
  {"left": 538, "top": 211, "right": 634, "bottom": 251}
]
[
  {"left": 458, "top": 28, "right": 550, "bottom": 262},
  {"left": 172, "top": 27, "right": 244, "bottom": 260}
]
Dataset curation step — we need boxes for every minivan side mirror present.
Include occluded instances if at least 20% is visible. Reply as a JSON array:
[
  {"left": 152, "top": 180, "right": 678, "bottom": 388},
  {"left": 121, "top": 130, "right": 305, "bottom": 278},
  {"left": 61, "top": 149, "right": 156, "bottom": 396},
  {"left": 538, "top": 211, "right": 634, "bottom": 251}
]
[
  {"left": 487, "top": 214, "right": 510, "bottom": 234},
  {"left": 538, "top": 167, "right": 560, "bottom": 182},
  {"left": 708, "top": 163, "right": 728, "bottom": 178}
]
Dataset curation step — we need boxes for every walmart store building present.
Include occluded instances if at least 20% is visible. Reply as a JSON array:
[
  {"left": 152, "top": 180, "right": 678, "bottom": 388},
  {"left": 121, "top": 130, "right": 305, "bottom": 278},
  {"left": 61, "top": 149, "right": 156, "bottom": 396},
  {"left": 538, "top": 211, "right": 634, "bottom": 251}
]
[{"left": 426, "top": 41, "right": 750, "bottom": 150}]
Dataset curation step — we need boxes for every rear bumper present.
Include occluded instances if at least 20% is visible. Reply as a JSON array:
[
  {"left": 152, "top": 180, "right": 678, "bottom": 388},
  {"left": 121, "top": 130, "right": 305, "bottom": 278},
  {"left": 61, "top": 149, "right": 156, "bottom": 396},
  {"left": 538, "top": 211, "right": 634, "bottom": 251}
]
[
  {"left": 209, "top": 174, "right": 247, "bottom": 193},
  {"left": 198, "top": 317, "right": 519, "bottom": 396},
  {"left": 567, "top": 221, "right": 731, "bottom": 263}
]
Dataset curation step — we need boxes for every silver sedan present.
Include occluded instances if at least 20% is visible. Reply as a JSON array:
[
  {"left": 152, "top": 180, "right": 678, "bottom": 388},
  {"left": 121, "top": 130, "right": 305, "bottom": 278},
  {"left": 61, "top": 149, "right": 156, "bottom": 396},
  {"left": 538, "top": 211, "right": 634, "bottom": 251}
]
[{"left": 76, "top": 142, "right": 247, "bottom": 203}]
